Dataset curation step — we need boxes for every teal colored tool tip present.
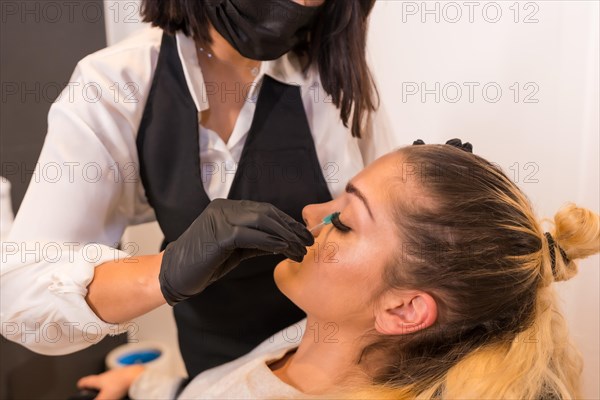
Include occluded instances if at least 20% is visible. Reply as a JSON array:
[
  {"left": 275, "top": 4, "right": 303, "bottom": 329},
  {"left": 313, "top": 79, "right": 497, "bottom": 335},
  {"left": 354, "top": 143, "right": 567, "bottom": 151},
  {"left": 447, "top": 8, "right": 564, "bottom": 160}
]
[{"left": 309, "top": 211, "right": 340, "bottom": 233}]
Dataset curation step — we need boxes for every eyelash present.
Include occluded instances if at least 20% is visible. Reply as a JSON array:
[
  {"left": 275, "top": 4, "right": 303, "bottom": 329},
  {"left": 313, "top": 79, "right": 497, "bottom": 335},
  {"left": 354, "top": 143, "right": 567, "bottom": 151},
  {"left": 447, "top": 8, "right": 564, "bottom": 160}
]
[{"left": 331, "top": 213, "right": 351, "bottom": 233}]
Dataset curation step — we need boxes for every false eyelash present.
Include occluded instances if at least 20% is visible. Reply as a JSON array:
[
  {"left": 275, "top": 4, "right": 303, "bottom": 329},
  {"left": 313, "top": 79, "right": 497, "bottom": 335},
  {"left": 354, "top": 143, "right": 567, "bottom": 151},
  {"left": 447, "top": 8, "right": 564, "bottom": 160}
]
[{"left": 331, "top": 212, "right": 351, "bottom": 233}]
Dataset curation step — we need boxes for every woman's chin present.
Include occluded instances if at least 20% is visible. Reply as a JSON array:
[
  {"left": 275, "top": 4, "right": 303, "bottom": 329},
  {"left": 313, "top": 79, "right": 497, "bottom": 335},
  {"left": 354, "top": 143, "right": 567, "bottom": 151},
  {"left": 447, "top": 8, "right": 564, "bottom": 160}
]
[
  {"left": 276, "top": 257, "right": 304, "bottom": 270},
  {"left": 273, "top": 258, "right": 302, "bottom": 294},
  {"left": 274, "top": 258, "right": 296, "bottom": 278}
]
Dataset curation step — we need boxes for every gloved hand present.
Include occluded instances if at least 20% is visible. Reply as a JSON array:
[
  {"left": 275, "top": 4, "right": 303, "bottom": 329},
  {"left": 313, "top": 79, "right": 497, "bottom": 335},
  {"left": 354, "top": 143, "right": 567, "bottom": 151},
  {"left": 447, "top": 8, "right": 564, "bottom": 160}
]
[{"left": 159, "top": 199, "right": 314, "bottom": 305}]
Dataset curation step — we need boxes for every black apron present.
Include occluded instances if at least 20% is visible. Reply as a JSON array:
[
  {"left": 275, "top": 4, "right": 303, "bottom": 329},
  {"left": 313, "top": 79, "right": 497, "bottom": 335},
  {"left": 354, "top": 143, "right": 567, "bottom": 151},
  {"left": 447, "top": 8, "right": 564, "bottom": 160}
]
[{"left": 136, "top": 32, "right": 333, "bottom": 379}]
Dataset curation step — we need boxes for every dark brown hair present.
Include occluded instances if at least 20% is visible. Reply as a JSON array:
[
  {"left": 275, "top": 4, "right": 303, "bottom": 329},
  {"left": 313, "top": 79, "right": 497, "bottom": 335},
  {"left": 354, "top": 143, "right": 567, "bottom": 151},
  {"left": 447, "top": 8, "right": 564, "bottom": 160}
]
[{"left": 140, "top": 0, "right": 378, "bottom": 138}]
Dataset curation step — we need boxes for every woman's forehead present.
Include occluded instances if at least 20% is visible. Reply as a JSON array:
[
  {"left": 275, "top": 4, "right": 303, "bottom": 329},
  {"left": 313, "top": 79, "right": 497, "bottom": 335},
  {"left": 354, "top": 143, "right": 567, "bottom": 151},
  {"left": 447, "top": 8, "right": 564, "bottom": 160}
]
[
  {"left": 357, "top": 152, "right": 403, "bottom": 184},
  {"left": 350, "top": 153, "right": 405, "bottom": 217}
]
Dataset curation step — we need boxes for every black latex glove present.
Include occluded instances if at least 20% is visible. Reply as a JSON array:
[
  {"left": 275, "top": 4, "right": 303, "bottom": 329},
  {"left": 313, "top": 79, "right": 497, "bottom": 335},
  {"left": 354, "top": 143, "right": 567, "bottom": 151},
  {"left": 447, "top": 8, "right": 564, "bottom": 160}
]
[{"left": 159, "top": 199, "right": 314, "bottom": 305}]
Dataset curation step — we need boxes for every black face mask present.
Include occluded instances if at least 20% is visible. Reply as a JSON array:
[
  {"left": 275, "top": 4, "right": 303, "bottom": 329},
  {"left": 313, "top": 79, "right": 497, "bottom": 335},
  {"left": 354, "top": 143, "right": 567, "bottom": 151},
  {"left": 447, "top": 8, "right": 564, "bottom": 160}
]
[{"left": 205, "top": 0, "right": 323, "bottom": 61}]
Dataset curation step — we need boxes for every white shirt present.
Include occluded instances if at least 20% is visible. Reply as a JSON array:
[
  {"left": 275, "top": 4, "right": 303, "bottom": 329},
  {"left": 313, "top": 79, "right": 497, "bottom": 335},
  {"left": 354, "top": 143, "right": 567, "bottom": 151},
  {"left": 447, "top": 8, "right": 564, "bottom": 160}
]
[
  {"left": 129, "top": 319, "right": 308, "bottom": 399},
  {"left": 0, "top": 25, "right": 397, "bottom": 355}
]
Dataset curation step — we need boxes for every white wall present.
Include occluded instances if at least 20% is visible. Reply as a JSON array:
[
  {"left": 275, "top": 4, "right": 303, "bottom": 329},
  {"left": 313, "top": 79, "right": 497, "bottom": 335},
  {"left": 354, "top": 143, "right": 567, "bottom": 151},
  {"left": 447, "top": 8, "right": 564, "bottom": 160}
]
[
  {"left": 103, "top": 0, "right": 147, "bottom": 46},
  {"left": 106, "top": 0, "right": 599, "bottom": 397}
]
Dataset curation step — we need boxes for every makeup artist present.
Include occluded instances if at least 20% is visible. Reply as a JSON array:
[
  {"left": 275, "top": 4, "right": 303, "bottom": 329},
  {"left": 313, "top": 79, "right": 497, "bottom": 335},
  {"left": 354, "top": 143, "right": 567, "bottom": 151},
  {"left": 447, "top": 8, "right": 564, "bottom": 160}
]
[{"left": 1, "top": 0, "right": 395, "bottom": 395}]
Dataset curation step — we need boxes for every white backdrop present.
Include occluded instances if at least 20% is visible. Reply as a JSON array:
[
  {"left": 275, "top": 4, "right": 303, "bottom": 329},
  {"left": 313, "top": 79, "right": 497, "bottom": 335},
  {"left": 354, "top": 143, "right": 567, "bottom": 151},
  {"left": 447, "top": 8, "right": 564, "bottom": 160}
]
[{"left": 105, "top": 1, "right": 600, "bottom": 397}]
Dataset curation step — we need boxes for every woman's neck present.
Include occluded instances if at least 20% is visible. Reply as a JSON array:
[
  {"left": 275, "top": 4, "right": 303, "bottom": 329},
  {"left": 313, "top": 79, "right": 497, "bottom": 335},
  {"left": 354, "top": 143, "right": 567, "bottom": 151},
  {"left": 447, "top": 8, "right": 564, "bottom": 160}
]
[
  {"left": 203, "top": 25, "right": 261, "bottom": 70},
  {"left": 270, "top": 316, "right": 371, "bottom": 395}
]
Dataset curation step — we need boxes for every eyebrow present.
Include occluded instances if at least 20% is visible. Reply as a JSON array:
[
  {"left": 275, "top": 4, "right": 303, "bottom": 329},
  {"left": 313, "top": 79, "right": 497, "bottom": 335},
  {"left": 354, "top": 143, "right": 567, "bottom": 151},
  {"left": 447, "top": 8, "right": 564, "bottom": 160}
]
[{"left": 346, "top": 182, "right": 375, "bottom": 221}]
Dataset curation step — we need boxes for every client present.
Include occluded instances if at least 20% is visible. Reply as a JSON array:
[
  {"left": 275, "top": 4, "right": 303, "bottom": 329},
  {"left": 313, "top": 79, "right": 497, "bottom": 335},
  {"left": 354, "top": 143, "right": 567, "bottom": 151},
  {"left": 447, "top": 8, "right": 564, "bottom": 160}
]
[{"left": 78, "top": 140, "right": 599, "bottom": 399}]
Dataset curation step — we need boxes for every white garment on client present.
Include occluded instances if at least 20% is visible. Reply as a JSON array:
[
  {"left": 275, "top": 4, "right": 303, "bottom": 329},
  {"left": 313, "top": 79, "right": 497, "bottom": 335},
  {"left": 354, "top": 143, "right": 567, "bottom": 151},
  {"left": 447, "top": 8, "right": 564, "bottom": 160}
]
[{"left": 130, "top": 319, "right": 307, "bottom": 399}]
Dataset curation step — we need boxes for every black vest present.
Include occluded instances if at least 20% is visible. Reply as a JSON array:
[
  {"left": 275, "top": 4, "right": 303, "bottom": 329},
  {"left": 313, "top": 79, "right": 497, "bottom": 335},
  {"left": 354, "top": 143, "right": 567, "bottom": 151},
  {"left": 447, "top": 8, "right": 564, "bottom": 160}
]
[{"left": 136, "top": 32, "right": 333, "bottom": 379}]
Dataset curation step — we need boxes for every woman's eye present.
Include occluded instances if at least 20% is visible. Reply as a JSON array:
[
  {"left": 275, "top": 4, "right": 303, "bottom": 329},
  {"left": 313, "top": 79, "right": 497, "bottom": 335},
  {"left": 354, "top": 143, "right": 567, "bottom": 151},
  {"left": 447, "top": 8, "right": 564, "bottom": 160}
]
[{"left": 331, "top": 213, "right": 351, "bottom": 233}]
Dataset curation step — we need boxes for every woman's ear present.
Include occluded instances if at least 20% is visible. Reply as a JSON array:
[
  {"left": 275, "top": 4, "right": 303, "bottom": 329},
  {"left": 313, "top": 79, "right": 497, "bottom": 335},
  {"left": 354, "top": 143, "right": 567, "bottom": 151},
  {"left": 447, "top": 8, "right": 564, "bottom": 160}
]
[{"left": 374, "top": 290, "right": 437, "bottom": 335}]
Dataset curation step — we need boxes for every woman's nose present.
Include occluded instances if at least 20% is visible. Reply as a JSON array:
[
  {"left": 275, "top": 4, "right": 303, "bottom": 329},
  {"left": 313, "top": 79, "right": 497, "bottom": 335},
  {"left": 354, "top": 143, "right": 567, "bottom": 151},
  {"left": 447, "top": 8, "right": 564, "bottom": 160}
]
[{"left": 302, "top": 202, "right": 333, "bottom": 236}]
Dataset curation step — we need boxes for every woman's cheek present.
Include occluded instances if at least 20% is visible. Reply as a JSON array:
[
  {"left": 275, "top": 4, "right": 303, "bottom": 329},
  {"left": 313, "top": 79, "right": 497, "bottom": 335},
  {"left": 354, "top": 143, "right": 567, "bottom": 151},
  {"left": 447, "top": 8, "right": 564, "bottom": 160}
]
[
  {"left": 308, "top": 238, "right": 340, "bottom": 265},
  {"left": 304, "top": 238, "right": 367, "bottom": 297},
  {"left": 338, "top": 237, "right": 382, "bottom": 281}
]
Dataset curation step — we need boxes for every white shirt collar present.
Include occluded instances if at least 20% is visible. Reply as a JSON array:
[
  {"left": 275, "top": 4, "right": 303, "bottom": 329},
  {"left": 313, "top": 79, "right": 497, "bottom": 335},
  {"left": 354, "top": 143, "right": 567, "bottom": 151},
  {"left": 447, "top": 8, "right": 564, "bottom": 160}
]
[
  {"left": 175, "top": 30, "right": 312, "bottom": 113},
  {"left": 176, "top": 30, "right": 210, "bottom": 112}
]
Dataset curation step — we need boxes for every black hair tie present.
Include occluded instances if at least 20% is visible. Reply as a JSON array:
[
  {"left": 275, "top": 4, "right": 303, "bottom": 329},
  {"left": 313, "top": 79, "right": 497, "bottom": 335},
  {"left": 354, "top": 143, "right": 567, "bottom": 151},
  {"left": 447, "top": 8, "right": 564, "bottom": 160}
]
[
  {"left": 544, "top": 232, "right": 570, "bottom": 278},
  {"left": 445, "top": 138, "right": 473, "bottom": 153},
  {"left": 412, "top": 138, "right": 473, "bottom": 153}
]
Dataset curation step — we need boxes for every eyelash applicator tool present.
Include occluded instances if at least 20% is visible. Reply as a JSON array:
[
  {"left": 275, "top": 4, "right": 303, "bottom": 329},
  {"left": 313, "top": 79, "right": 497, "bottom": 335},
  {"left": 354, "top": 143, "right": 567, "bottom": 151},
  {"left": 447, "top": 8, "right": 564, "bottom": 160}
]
[{"left": 309, "top": 212, "right": 340, "bottom": 233}]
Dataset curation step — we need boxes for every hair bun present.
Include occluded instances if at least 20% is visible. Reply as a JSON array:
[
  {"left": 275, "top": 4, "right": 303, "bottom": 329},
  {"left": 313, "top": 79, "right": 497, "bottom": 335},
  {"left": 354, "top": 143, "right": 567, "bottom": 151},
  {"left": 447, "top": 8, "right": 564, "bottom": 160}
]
[{"left": 550, "top": 203, "right": 600, "bottom": 282}]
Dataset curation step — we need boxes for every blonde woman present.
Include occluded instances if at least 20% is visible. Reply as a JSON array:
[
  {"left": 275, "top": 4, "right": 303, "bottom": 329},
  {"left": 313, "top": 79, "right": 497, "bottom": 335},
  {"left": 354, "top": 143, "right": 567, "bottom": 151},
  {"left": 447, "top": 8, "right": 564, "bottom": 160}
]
[{"left": 79, "top": 141, "right": 599, "bottom": 399}]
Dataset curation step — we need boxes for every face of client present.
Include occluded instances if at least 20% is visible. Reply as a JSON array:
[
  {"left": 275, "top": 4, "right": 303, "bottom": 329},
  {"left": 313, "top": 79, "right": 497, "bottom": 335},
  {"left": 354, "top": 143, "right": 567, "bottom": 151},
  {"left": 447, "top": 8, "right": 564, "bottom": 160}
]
[
  {"left": 276, "top": 151, "right": 394, "bottom": 323},
  {"left": 272, "top": 151, "right": 438, "bottom": 393}
]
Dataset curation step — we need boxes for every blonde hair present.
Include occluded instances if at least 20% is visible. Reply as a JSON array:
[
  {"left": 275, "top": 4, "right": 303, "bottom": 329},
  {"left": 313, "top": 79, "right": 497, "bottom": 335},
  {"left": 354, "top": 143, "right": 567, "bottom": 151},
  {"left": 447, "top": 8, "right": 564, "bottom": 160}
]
[{"left": 321, "top": 145, "right": 598, "bottom": 400}]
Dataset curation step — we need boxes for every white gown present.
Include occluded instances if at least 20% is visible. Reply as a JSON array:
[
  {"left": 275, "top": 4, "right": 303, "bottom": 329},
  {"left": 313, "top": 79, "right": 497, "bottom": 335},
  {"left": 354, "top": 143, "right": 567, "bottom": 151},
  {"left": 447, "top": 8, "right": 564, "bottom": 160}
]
[{"left": 130, "top": 319, "right": 308, "bottom": 399}]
